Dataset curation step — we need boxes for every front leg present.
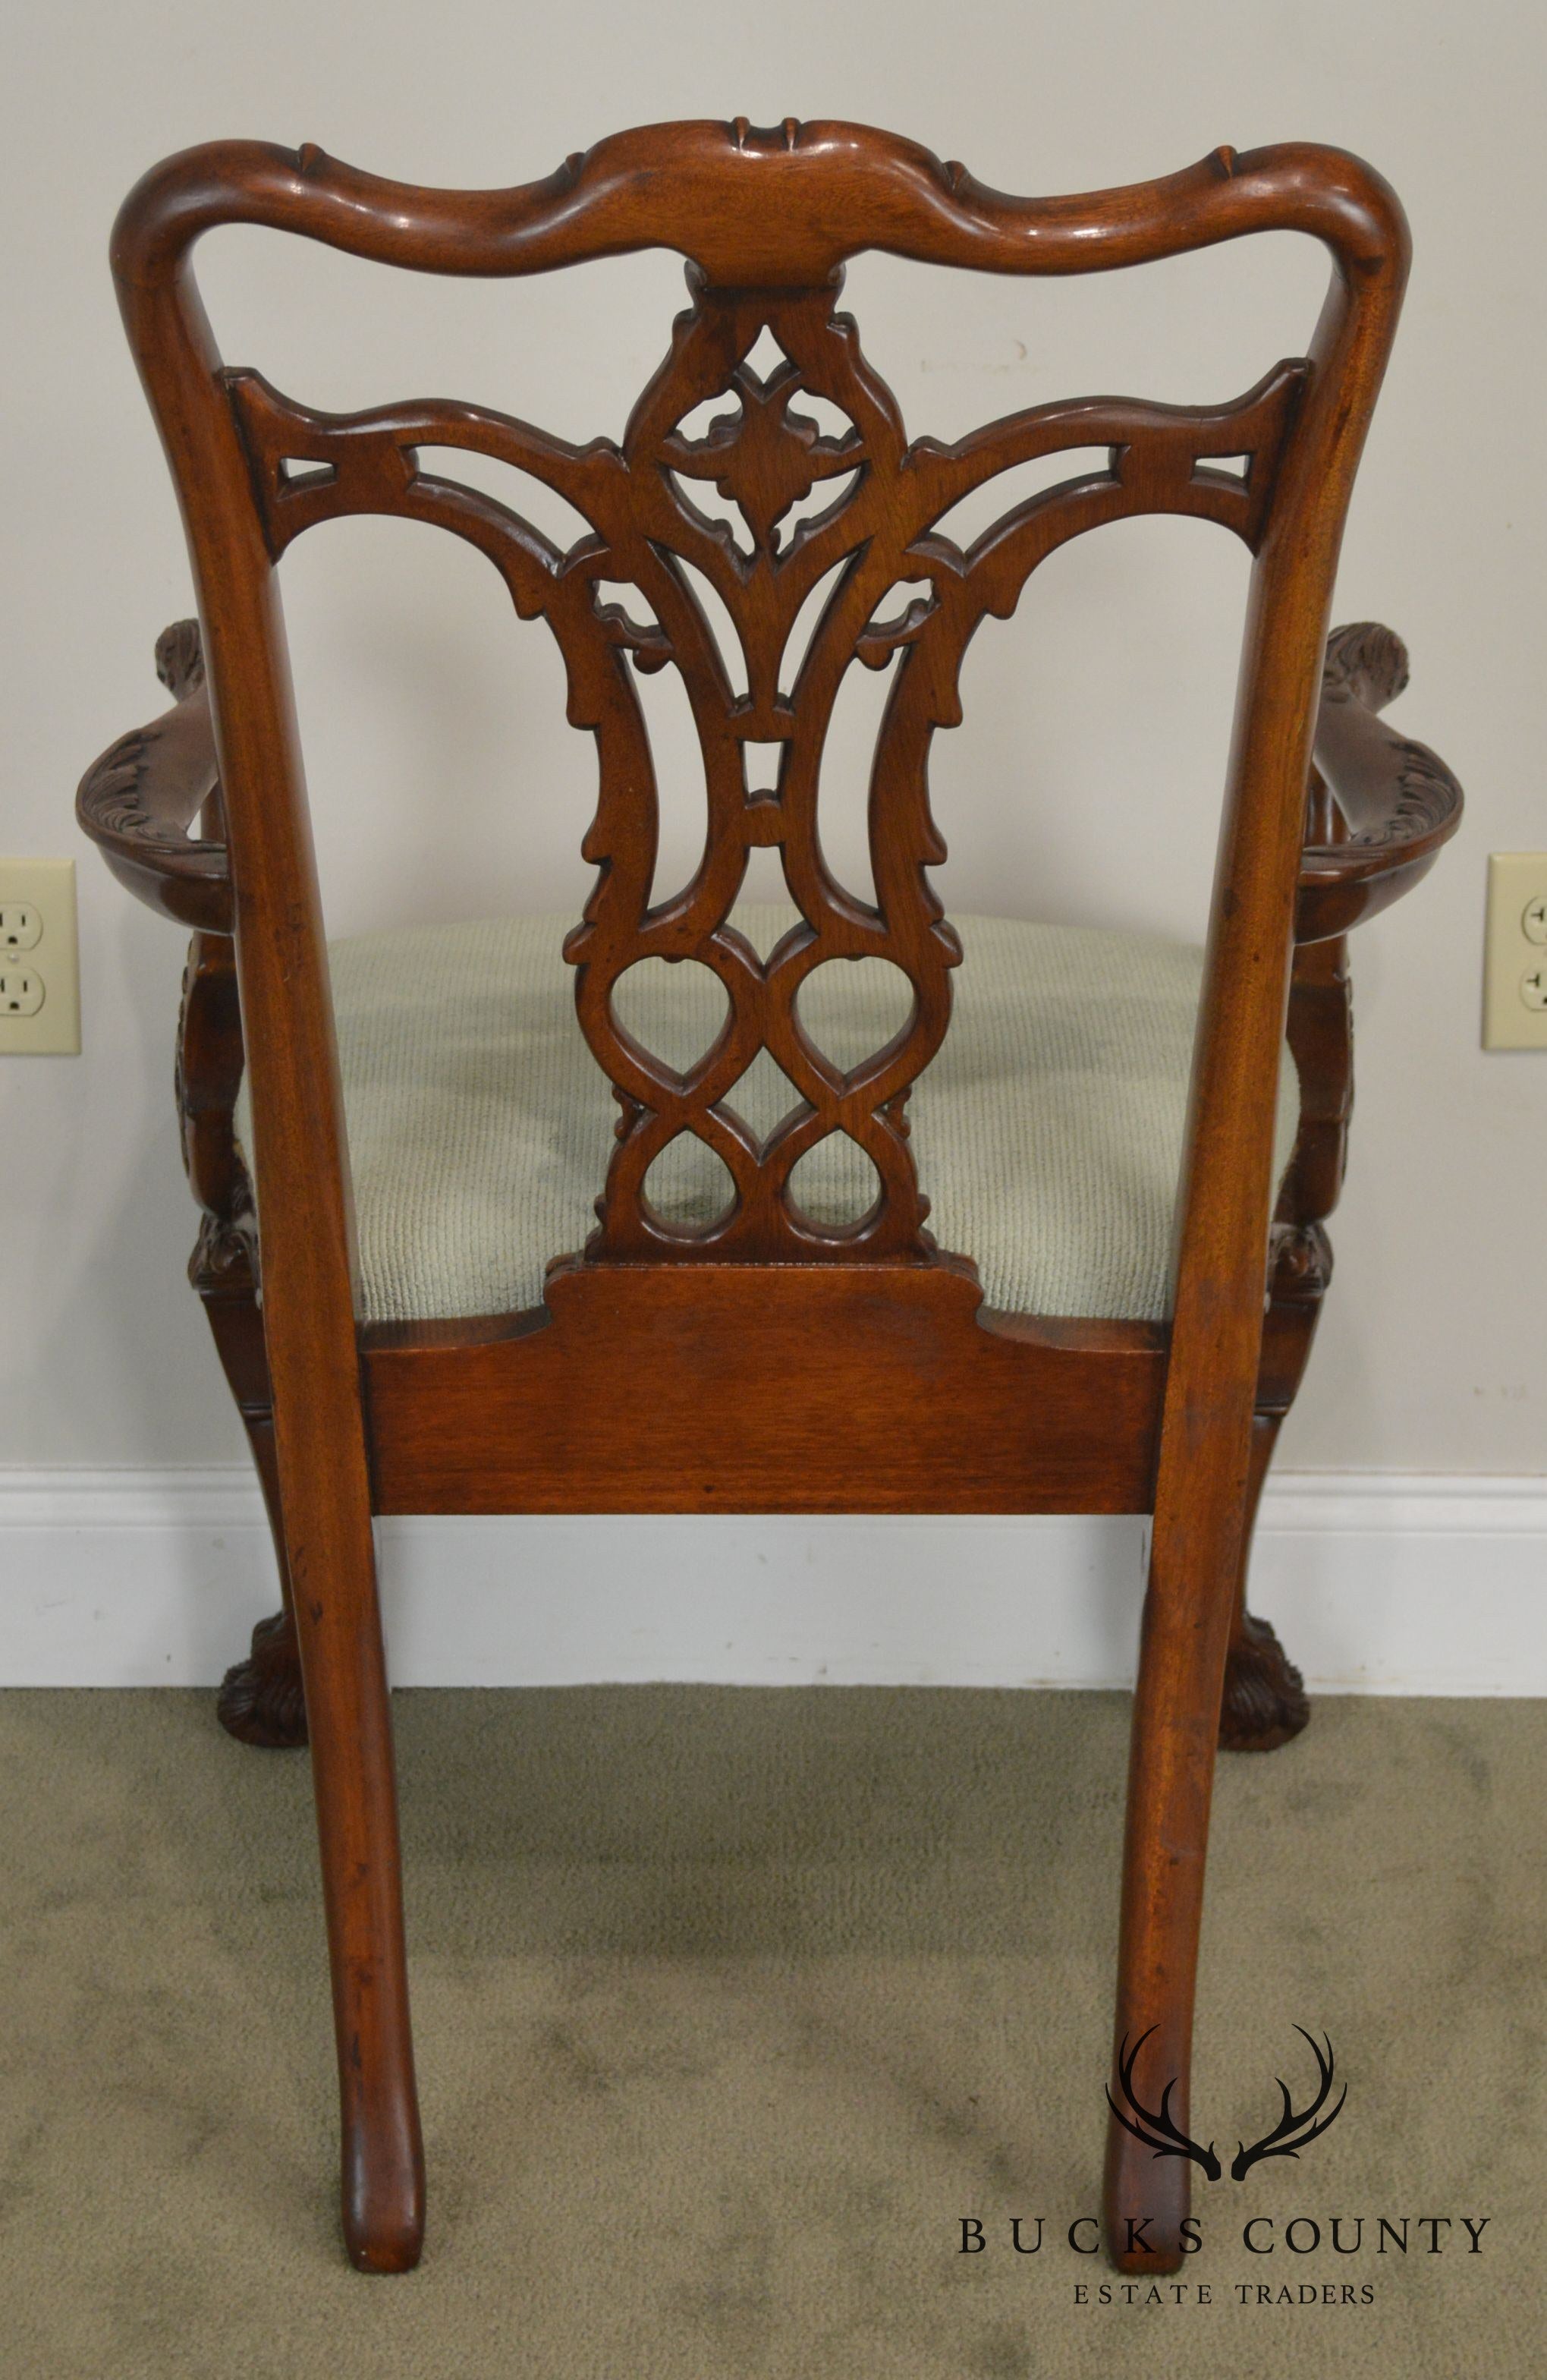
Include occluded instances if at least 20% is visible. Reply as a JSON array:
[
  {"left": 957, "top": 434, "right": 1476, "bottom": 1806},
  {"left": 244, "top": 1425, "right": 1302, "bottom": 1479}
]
[
  {"left": 178, "top": 906, "right": 307, "bottom": 1748},
  {"left": 1219, "top": 916, "right": 1350, "bottom": 1751},
  {"left": 203, "top": 1285, "right": 308, "bottom": 1750},
  {"left": 1219, "top": 1411, "right": 1310, "bottom": 1752},
  {"left": 1218, "top": 1221, "right": 1332, "bottom": 1753}
]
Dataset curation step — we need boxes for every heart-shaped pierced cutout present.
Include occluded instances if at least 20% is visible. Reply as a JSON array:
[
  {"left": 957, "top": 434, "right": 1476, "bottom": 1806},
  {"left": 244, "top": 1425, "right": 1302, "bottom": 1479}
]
[
  {"left": 796, "top": 956, "right": 916, "bottom": 1076},
  {"left": 610, "top": 957, "right": 730, "bottom": 1078}
]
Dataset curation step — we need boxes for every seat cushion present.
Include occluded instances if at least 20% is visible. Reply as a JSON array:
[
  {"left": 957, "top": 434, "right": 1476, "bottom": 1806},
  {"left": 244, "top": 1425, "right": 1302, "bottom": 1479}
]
[{"left": 235, "top": 910, "right": 1299, "bottom": 1326}]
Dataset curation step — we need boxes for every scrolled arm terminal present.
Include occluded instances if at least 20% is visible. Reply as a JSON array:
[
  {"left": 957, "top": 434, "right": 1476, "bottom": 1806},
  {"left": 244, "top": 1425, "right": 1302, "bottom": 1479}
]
[
  {"left": 1296, "top": 620, "right": 1463, "bottom": 943},
  {"left": 76, "top": 619, "right": 232, "bottom": 934}
]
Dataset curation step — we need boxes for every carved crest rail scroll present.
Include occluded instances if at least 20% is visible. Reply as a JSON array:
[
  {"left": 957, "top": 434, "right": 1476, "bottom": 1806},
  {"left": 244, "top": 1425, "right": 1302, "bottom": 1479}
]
[{"left": 229, "top": 277, "right": 1304, "bottom": 1266}]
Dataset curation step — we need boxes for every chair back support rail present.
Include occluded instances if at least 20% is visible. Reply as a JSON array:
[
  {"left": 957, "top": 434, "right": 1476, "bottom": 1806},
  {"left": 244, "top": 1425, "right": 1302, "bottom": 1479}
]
[{"left": 83, "top": 121, "right": 1464, "bottom": 2277}]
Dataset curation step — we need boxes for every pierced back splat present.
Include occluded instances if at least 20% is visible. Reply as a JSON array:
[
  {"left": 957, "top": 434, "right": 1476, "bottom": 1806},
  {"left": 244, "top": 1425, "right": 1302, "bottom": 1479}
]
[{"left": 228, "top": 265, "right": 1303, "bottom": 1268}]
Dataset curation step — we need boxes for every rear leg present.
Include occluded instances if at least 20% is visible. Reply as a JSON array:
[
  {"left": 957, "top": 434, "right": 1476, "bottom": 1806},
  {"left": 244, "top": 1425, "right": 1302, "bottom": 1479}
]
[{"left": 1105, "top": 1475, "right": 1244, "bottom": 2271}]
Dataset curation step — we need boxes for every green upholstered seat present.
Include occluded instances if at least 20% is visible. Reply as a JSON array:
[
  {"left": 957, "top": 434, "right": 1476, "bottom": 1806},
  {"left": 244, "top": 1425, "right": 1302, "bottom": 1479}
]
[{"left": 236, "top": 909, "right": 1299, "bottom": 1327}]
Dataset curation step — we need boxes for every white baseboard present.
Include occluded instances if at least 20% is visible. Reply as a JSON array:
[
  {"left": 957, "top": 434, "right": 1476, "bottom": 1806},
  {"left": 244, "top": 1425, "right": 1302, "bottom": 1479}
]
[{"left": 0, "top": 1469, "right": 1542, "bottom": 1694}]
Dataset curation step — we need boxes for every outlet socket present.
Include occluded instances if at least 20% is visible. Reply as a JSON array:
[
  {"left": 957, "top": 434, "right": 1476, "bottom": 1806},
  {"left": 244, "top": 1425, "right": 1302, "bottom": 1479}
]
[
  {"left": 0, "top": 904, "right": 42, "bottom": 952},
  {"left": 0, "top": 858, "right": 80, "bottom": 1055},
  {"left": 0, "top": 968, "right": 46, "bottom": 1018}
]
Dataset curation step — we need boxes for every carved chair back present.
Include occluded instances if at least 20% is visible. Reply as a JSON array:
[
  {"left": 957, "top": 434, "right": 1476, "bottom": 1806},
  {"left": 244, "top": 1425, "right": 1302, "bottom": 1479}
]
[
  {"left": 109, "top": 124, "right": 1408, "bottom": 1376},
  {"left": 83, "top": 124, "right": 1445, "bottom": 2281}
]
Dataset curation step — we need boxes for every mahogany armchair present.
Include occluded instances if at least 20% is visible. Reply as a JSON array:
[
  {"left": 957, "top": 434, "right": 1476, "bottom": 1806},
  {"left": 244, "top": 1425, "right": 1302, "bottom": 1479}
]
[{"left": 79, "top": 121, "right": 1462, "bottom": 2275}]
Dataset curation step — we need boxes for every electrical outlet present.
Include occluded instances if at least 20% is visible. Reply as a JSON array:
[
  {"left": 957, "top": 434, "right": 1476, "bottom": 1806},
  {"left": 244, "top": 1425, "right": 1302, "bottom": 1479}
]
[
  {"left": 0, "top": 858, "right": 80, "bottom": 1055},
  {"left": 0, "top": 904, "right": 42, "bottom": 952},
  {"left": 1, "top": 968, "right": 46, "bottom": 1017},
  {"left": 1483, "top": 853, "right": 1547, "bottom": 1050}
]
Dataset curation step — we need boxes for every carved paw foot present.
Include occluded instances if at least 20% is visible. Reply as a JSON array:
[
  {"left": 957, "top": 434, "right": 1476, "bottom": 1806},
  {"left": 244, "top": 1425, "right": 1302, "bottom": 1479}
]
[
  {"left": 1219, "top": 1613, "right": 1310, "bottom": 1753},
  {"left": 217, "top": 1609, "right": 308, "bottom": 1749}
]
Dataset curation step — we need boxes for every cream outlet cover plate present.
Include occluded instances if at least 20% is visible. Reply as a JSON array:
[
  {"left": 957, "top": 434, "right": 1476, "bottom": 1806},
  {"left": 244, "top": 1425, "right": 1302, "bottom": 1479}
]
[
  {"left": 1483, "top": 852, "right": 1547, "bottom": 1050},
  {"left": 0, "top": 858, "right": 80, "bottom": 1055}
]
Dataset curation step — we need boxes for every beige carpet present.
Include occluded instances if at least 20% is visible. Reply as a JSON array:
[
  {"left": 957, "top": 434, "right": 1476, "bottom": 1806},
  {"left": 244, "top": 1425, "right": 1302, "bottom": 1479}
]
[{"left": 0, "top": 1687, "right": 1540, "bottom": 2378}]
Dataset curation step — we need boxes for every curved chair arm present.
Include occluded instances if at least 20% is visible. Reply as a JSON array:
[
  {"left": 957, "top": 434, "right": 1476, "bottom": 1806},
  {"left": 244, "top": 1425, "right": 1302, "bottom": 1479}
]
[
  {"left": 77, "top": 619, "right": 234, "bottom": 934},
  {"left": 1294, "top": 621, "right": 1463, "bottom": 943}
]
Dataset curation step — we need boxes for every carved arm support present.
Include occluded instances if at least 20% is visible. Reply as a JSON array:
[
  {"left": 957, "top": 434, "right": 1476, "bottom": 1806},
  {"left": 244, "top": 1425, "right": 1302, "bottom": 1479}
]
[
  {"left": 76, "top": 619, "right": 234, "bottom": 934},
  {"left": 1295, "top": 621, "right": 1462, "bottom": 943}
]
